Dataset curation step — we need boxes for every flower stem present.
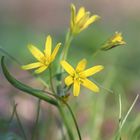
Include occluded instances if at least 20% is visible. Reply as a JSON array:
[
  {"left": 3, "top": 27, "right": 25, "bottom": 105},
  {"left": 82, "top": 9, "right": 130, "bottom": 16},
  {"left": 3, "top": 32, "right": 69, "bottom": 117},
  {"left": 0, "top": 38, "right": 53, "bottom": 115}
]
[
  {"left": 43, "top": 89, "right": 82, "bottom": 139},
  {"left": 58, "top": 103, "right": 74, "bottom": 140},
  {"left": 49, "top": 65, "right": 55, "bottom": 94},
  {"left": 43, "top": 90, "right": 81, "bottom": 139},
  {"left": 61, "top": 30, "right": 73, "bottom": 61},
  {"left": 65, "top": 102, "right": 82, "bottom": 140}
]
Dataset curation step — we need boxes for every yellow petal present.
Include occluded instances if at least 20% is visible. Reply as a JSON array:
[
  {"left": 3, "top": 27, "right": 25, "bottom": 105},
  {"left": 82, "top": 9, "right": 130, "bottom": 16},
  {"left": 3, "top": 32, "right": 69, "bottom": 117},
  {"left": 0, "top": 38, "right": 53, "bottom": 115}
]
[
  {"left": 35, "top": 65, "right": 48, "bottom": 74},
  {"left": 76, "top": 59, "right": 87, "bottom": 72},
  {"left": 81, "top": 15, "right": 100, "bottom": 31},
  {"left": 80, "top": 65, "right": 104, "bottom": 77},
  {"left": 28, "top": 44, "right": 44, "bottom": 61},
  {"left": 71, "top": 4, "right": 76, "bottom": 27},
  {"left": 82, "top": 78, "right": 99, "bottom": 92},
  {"left": 22, "top": 62, "right": 42, "bottom": 70},
  {"left": 50, "top": 43, "right": 61, "bottom": 62},
  {"left": 60, "top": 60, "right": 75, "bottom": 75},
  {"left": 73, "top": 80, "right": 80, "bottom": 96},
  {"left": 72, "top": 12, "right": 90, "bottom": 34},
  {"left": 77, "top": 12, "right": 90, "bottom": 27},
  {"left": 111, "top": 32, "right": 126, "bottom": 44},
  {"left": 76, "top": 7, "right": 85, "bottom": 22},
  {"left": 65, "top": 75, "right": 73, "bottom": 86},
  {"left": 44, "top": 35, "right": 52, "bottom": 57}
]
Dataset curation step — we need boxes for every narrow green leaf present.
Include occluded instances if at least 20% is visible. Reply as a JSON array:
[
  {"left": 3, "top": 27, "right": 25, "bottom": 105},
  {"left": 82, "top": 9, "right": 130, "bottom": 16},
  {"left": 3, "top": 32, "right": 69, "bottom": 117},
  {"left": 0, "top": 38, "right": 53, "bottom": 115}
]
[{"left": 1, "top": 56, "right": 58, "bottom": 106}]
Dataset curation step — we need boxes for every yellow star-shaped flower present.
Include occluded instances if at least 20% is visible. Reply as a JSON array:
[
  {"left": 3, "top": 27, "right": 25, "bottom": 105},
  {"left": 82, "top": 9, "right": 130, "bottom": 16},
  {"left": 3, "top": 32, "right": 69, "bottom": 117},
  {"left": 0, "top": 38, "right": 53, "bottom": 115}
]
[
  {"left": 22, "top": 35, "right": 61, "bottom": 73},
  {"left": 101, "top": 32, "right": 126, "bottom": 51},
  {"left": 61, "top": 59, "right": 104, "bottom": 96},
  {"left": 70, "top": 4, "right": 100, "bottom": 34}
]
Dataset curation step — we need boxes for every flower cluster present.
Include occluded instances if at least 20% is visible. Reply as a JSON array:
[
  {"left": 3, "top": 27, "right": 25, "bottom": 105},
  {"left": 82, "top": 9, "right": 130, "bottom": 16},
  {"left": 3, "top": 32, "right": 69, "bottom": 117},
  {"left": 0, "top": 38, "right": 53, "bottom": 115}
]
[{"left": 22, "top": 4, "right": 125, "bottom": 97}]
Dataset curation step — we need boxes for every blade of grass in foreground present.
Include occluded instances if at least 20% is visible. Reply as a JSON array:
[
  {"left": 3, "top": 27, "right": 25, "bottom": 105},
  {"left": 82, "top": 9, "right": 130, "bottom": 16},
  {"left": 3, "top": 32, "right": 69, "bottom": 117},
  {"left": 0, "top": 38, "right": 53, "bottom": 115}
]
[{"left": 115, "top": 94, "right": 139, "bottom": 140}]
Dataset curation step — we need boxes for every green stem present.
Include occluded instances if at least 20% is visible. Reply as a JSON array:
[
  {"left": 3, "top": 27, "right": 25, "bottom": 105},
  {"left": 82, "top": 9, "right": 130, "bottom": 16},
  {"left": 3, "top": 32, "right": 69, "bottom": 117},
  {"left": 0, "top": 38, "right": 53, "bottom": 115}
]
[
  {"left": 49, "top": 65, "right": 55, "bottom": 93},
  {"left": 120, "top": 94, "right": 139, "bottom": 130},
  {"left": 15, "top": 104, "right": 28, "bottom": 140},
  {"left": 119, "top": 94, "right": 122, "bottom": 127},
  {"left": 31, "top": 99, "right": 41, "bottom": 140},
  {"left": 118, "top": 94, "right": 122, "bottom": 140},
  {"left": 61, "top": 30, "right": 73, "bottom": 61},
  {"left": 57, "top": 30, "right": 73, "bottom": 97},
  {"left": 65, "top": 102, "right": 82, "bottom": 140},
  {"left": 58, "top": 103, "right": 74, "bottom": 140},
  {"left": 43, "top": 90, "right": 81, "bottom": 140},
  {"left": 115, "top": 94, "right": 139, "bottom": 140},
  {"left": 43, "top": 90, "right": 79, "bottom": 140}
]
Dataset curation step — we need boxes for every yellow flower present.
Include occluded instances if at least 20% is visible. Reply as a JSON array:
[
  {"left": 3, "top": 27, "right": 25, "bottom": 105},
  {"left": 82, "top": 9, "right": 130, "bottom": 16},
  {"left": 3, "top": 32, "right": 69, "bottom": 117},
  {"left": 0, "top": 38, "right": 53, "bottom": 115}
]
[
  {"left": 22, "top": 35, "right": 61, "bottom": 74},
  {"left": 101, "top": 32, "right": 126, "bottom": 51},
  {"left": 70, "top": 4, "right": 100, "bottom": 34},
  {"left": 60, "top": 59, "right": 104, "bottom": 96}
]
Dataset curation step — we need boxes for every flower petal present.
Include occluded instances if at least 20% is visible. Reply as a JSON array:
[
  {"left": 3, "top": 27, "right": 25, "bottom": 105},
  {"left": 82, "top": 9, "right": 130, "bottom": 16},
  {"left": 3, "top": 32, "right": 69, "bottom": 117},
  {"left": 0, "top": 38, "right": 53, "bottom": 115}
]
[
  {"left": 35, "top": 65, "right": 48, "bottom": 74},
  {"left": 22, "top": 62, "right": 42, "bottom": 70},
  {"left": 81, "top": 15, "right": 100, "bottom": 31},
  {"left": 50, "top": 43, "right": 61, "bottom": 62},
  {"left": 80, "top": 65, "right": 104, "bottom": 77},
  {"left": 82, "top": 78, "right": 99, "bottom": 92},
  {"left": 76, "top": 59, "right": 87, "bottom": 72},
  {"left": 73, "top": 12, "right": 89, "bottom": 34},
  {"left": 71, "top": 4, "right": 76, "bottom": 27},
  {"left": 44, "top": 35, "right": 52, "bottom": 57},
  {"left": 78, "top": 12, "right": 90, "bottom": 26},
  {"left": 65, "top": 75, "right": 73, "bottom": 86},
  {"left": 60, "top": 60, "right": 75, "bottom": 75},
  {"left": 28, "top": 44, "right": 44, "bottom": 61},
  {"left": 73, "top": 80, "right": 80, "bottom": 96},
  {"left": 76, "top": 7, "right": 85, "bottom": 22}
]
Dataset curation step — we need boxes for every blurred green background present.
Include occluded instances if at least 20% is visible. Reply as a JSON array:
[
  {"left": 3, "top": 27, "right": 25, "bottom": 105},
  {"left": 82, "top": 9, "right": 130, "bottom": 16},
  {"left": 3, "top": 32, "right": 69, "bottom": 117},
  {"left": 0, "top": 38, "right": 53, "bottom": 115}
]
[{"left": 0, "top": 0, "right": 140, "bottom": 140}]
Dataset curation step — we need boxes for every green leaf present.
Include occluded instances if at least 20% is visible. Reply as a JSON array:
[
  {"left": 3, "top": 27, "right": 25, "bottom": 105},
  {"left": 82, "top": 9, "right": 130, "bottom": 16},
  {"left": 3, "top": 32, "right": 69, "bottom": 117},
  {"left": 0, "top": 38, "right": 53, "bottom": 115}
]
[{"left": 1, "top": 56, "right": 58, "bottom": 106}]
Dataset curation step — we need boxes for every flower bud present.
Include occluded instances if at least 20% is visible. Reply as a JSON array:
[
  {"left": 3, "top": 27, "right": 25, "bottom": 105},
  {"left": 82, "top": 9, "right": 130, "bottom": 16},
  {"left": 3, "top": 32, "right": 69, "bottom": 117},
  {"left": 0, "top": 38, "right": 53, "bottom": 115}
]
[{"left": 101, "top": 32, "right": 126, "bottom": 51}]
